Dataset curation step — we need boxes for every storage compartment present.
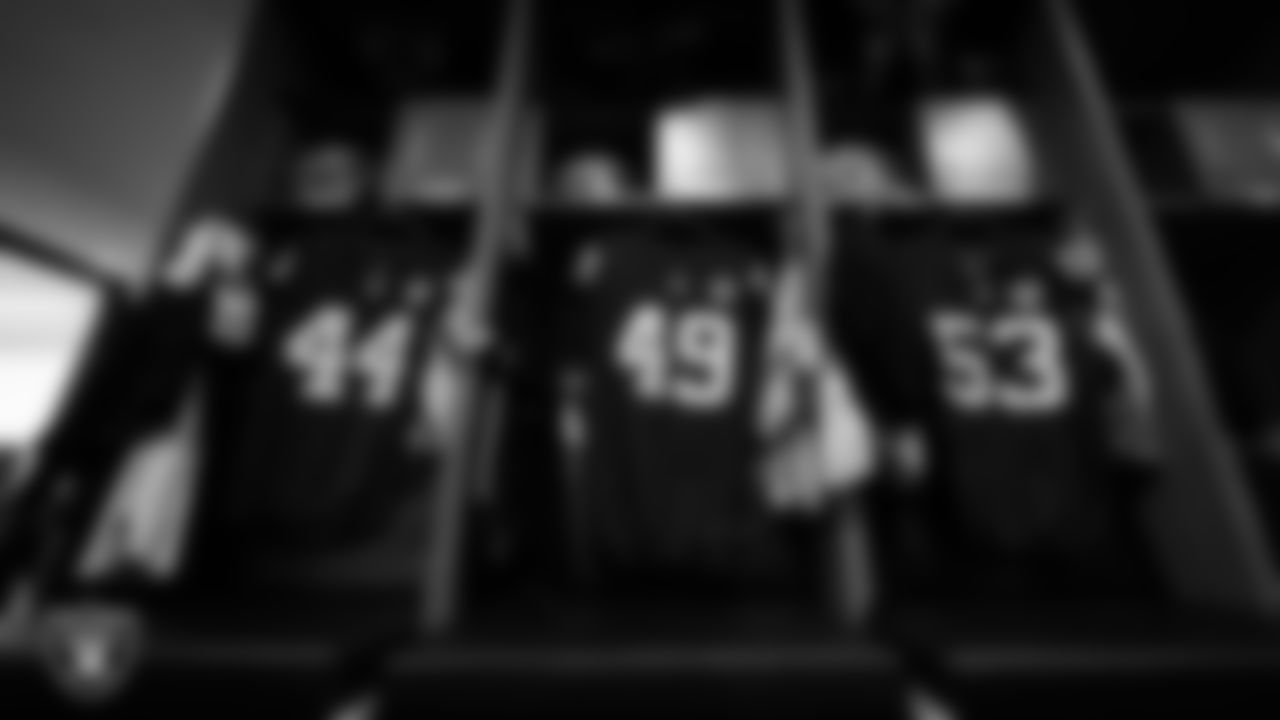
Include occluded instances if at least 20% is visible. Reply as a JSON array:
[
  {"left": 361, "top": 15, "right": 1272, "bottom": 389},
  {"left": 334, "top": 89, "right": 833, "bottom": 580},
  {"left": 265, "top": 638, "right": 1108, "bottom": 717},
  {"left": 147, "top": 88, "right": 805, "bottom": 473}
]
[
  {"left": 533, "top": 0, "right": 787, "bottom": 208},
  {"left": 1077, "top": 0, "right": 1280, "bottom": 588},
  {"left": 803, "top": 0, "right": 1051, "bottom": 207}
]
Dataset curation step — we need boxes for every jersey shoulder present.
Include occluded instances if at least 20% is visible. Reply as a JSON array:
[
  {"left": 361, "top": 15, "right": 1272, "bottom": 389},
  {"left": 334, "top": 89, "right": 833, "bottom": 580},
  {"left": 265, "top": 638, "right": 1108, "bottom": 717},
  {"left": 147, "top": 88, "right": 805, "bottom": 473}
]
[{"left": 157, "top": 214, "right": 256, "bottom": 294}]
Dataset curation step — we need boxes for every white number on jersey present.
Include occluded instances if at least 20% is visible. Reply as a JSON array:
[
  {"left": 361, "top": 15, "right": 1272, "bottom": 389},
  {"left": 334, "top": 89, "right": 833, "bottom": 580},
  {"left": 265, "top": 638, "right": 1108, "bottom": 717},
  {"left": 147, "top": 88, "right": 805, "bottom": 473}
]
[
  {"left": 930, "top": 310, "right": 1071, "bottom": 416},
  {"left": 991, "top": 314, "right": 1071, "bottom": 413},
  {"left": 283, "top": 304, "right": 420, "bottom": 412},
  {"left": 931, "top": 312, "right": 991, "bottom": 412},
  {"left": 615, "top": 304, "right": 668, "bottom": 403},
  {"left": 284, "top": 303, "right": 352, "bottom": 407},
  {"left": 354, "top": 312, "right": 413, "bottom": 412},
  {"left": 673, "top": 308, "right": 738, "bottom": 409},
  {"left": 614, "top": 303, "right": 739, "bottom": 412}
]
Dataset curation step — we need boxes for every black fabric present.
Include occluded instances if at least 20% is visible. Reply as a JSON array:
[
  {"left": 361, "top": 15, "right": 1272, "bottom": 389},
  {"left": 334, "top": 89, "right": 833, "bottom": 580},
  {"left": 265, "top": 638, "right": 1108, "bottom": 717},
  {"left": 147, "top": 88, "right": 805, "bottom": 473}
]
[
  {"left": 833, "top": 219, "right": 1157, "bottom": 603},
  {"left": 0, "top": 293, "right": 204, "bottom": 596},
  {"left": 186, "top": 214, "right": 461, "bottom": 595},
  {"left": 552, "top": 227, "right": 789, "bottom": 587},
  {"left": 905, "top": 230, "right": 1121, "bottom": 555},
  {"left": 11, "top": 213, "right": 466, "bottom": 616}
]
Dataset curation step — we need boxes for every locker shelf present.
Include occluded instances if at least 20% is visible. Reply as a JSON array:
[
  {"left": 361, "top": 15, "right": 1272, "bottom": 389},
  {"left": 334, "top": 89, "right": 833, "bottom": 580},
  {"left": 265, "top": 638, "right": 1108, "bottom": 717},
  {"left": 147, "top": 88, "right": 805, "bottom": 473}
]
[
  {"left": 831, "top": 202, "right": 1064, "bottom": 226},
  {"left": 532, "top": 200, "right": 785, "bottom": 220},
  {"left": 907, "top": 606, "right": 1280, "bottom": 720},
  {"left": 382, "top": 626, "right": 902, "bottom": 720},
  {"left": 0, "top": 635, "right": 341, "bottom": 720},
  {"left": 529, "top": 202, "right": 788, "bottom": 253},
  {"left": 1153, "top": 197, "right": 1280, "bottom": 222}
]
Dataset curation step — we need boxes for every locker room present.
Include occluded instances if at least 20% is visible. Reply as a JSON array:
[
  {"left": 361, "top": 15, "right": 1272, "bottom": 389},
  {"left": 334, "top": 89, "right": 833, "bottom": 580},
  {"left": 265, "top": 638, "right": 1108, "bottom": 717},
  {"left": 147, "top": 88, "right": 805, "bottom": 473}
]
[{"left": 0, "top": 1, "right": 1277, "bottom": 718}]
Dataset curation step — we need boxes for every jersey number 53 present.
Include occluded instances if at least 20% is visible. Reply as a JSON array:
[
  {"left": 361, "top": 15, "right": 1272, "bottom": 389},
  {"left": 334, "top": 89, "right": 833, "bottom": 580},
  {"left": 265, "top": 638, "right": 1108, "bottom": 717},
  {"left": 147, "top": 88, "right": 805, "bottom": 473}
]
[{"left": 930, "top": 310, "right": 1072, "bottom": 416}]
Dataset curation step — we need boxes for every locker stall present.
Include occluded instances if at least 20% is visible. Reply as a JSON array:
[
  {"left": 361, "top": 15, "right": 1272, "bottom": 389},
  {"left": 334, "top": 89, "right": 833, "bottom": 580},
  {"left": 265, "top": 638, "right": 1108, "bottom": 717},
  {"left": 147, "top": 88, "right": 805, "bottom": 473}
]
[
  {"left": 396, "top": 2, "right": 905, "bottom": 717},
  {"left": 911, "top": 0, "right": 1280, "bottom": 717},
  {"left": 0, "top": 1, "right": 516, "bottom": 717}
]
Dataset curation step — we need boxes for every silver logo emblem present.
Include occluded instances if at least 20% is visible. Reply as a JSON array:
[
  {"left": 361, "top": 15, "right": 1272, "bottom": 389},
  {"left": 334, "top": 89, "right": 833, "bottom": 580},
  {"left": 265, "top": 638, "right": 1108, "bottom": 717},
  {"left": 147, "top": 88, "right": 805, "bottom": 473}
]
[{"left": 37, "top": 605, "right": 144, "bottom": 705}]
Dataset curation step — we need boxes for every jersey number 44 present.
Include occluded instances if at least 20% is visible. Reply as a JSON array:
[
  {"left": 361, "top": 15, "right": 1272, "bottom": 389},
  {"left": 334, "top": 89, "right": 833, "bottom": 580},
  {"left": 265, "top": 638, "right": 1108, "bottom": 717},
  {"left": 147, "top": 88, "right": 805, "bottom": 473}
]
[{"left": 283, "top": 303, "right": 417, "bottom": 413}]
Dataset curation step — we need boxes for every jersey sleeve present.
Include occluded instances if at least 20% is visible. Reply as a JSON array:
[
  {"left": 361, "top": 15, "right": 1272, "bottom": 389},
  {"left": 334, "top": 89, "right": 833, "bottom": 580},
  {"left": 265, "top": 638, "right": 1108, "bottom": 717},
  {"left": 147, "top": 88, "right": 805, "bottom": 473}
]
[
  {"left": 168, "top": 214, "right": 263, "bottom": 341},
  {"left": 156, "top": 215, "right": 256, "bottom": 296}
]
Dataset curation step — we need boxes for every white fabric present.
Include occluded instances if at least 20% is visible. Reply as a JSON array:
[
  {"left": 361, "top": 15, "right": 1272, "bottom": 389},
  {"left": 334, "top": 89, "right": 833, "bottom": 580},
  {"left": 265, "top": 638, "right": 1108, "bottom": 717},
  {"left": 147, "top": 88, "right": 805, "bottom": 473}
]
[
  {"left": 815, "top": 357, "right": 878, "bottom": 491},
  {"left": 76, "top": 384, "right": 204, "bottom": 582},
  {"left": 757, "top": 262, "right": 877, "bottom": 512}
]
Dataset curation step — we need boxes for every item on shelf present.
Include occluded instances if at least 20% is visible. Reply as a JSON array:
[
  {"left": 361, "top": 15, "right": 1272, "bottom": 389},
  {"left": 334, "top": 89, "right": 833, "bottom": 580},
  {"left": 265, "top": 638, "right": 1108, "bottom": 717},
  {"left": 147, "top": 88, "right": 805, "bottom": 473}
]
[
  {"left": 821, "top": 142, "right": 927, "bottom": 207},
  {"left": 1175, "top": 100, "right": 1280, "bottom": 206},
  {"left": 654, "top": 97, "right": 788, "bottom": 202},
  {"left": 555, "top": 151, "right": 637, "bottom": 205},
  {"left": 292, "top": 141, "right": 371, "bottom": 214},
  {"left": 382, "top": 99, "right": 483, "bottom": 205},
  {"left": 918, "top": 94, "right": 1040, "bottom": 206},
  {"left": 383, "top": 98, "right": 538, "bottom": 206}
]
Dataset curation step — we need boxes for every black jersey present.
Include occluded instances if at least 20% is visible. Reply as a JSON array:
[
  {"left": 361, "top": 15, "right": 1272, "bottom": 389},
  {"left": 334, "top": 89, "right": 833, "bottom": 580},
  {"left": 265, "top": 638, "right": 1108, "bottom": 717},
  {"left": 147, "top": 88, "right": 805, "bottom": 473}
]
[
  {"left": 145, "top": 213, "right": 461, "bottom": 590},
  {"left": 904, "top": 231, "right": 1123, "bottom": 554},
  {"left": 557, "top": 229, "right": 781, "bottom": 578},
  {"left": 201, "top": 216, "right": 461, "bottom": 585},
  {"left": 12, "top": 213, "right": 463, "bottom": 605}
]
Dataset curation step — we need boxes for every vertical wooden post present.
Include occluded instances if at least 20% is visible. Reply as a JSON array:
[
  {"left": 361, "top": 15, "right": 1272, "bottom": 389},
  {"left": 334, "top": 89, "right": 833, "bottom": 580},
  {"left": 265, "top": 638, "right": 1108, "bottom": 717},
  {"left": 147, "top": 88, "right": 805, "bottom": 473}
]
[
  {"left": 775, "top": 0, "right": 877, "bottom": 626},
  {"left": 422, "top": 0, "right": 533, "bottom": 633},
  {"left": 1022, "top": 0, "right": 1279, "bottom": 615}
]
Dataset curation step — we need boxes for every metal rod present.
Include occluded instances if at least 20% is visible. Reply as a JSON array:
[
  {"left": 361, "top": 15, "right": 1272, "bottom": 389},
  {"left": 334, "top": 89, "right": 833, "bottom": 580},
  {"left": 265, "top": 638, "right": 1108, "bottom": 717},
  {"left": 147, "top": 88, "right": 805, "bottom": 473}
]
[
  {"left": 422, "top": 0, "right": 533, "bottom": 633},
  {"left": 775, "top": 0, "right": 877, "bottom": 627}
]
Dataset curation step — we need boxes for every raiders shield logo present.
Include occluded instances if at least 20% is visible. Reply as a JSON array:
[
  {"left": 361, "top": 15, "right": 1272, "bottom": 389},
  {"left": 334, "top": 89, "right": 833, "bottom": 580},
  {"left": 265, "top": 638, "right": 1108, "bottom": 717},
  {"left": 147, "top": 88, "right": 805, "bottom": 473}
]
[{"left": 36, "top": 604, "right": 144, "bottom": 704}]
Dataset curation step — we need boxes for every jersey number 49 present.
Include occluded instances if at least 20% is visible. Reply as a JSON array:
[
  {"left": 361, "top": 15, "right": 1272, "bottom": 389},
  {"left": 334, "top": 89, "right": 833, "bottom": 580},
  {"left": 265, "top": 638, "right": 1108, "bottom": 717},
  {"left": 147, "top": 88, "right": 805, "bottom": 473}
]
[{"left": 614, "top": 303, "right": 739, "bottom": 412}]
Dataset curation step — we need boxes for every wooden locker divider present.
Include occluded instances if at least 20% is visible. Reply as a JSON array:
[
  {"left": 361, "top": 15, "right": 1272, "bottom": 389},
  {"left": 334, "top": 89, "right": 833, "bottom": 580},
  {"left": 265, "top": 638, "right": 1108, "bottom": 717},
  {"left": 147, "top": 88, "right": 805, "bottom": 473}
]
[
  {"left": 774, "top": 0, "right": 877, "bottom": 626},
  {"left": 1021, "top": 0, "right": 1278, "bottom": 615},
  {"left": 422, "top": 0, "right": 533, "bottom": 633}
]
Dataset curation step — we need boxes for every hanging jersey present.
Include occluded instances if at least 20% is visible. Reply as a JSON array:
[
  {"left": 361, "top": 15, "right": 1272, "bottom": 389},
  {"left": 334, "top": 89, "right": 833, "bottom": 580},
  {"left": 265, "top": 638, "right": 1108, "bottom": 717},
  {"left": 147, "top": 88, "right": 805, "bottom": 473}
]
[
  {"left": 903, "top": 229, "right": 1124, "bottom": 554},
  {"left": 165, "top": 214, "right": 462, "bottom": 588},
  {"left": 558, "top": 230, "right": 780, "bottom": 579}
]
